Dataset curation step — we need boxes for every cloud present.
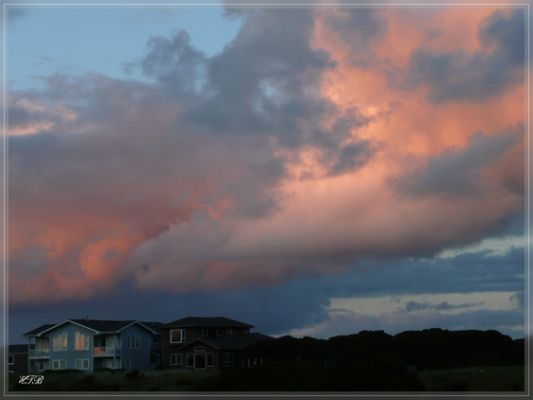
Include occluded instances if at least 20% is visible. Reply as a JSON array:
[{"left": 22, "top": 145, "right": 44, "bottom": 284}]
[
  {"left": 399, "top": 128, "right": 523, "bottom": 197},
  {"left": 322, "top": 8, "right": 386, "bottom": 66},
  {"left": 7, "top": 6, "right": 525, "bottom": 306},
  {"left": 289, "top": 307, "right": 524, "bottom": 339},
  {"left": 10, "top": 247, "right": 525, "bottom": 342},
  {"left": 403, "top": 9, "right": 525, "bottom": 102}
]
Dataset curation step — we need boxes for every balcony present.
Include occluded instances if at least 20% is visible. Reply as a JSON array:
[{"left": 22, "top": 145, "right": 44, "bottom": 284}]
[
  {"left": 93, "top": 346, "right": 119, "bottom": 357},
  {"left": 29, "top": 349, "right": 50, "bottom": 359}
]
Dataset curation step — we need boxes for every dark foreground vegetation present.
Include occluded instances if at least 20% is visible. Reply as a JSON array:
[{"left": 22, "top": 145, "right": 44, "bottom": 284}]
[{"left": 12, "top": 329, "right": 525, "bottom": 392}]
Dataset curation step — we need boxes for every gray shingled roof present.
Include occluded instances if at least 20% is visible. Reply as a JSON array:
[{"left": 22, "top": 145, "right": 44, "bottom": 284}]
[
  {"left": 142, "top": 321, "right": 164, "bottom": 334},
  {"left": 69, "top": 319, "right": 135, "bottom": 332},
  {"left": 23, "top": 319, "right": 160, "bottom": 336},
  {"left": 22, "top": 324, "right": 55, "bottom": 337},
  {"left": 180, "top": 333, "right": 271, "bottom": 350},
  {"left": 163, "top": 316, "right": 253, "bottom": 329}
]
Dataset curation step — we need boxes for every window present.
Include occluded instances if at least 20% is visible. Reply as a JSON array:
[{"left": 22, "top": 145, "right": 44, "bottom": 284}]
[
  {"left": 75, "top": 359, "right": 89, "bottom": 370},
  {"left": 52, "top": 332, "right": 68, "bottom": 351},
  {"left": 206, "top": 353, "right": 213, "bottom": 367},
  {"left": 74, "top": 331, "right": 89, "bottom": 350},
  {"left": 186, "top": 353, "right": 194, "bottom": 368},
  {"left": 201, "top": 329, "right": 208, "bottom": 337},
  {"left": 170, "top": 329, "right": 186, "bottom": 344},
  {"left": 216, "top": 329, "right": 223, "bottom": 337},
  {"left": 170, "top": 353, "right": 183, "bottom": 366},
  {"left": 37, "top": 360, "right": 48, "bottom": 371},
  {"left": 8, "top": 355, "right": 14, "bottom": 365},
  {"left": 226, "top": 329, "right": 233, "bottom": 335},
  {"left": 127, "top": 334, "right": 141, "bottom": 349},
  {"left": 152, "top": 336, "right": 160, "bottom": 344},
  {"left": 52, "top": 359, "right": 66, "bottom": 370},
  {"left": 223, "top": 353, "right": 233, "bottom": 367}
]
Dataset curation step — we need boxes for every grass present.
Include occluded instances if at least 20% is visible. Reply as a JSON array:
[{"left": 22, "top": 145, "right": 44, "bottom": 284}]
[
  {"left": 10, "top": 365, "right": 525, "bottom": 392},
  {"left": 418, "top": 365, "right": 525, "bottom": 391},
  {"left": 10, "top": 369, "right": 219, "bottom": 391}
]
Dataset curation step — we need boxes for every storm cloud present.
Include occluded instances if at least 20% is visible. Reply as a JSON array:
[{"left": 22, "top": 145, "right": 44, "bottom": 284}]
[
  {"left": 404, "top": 9, "right": 525, "bottom": 102},
  {"left": 7, "top": 5, "right": 525, "bottom": 316}
]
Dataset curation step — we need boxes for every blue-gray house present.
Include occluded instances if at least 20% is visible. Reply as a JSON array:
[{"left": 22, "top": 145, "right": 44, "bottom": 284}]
[{"left": 23, "top": 319, "right": 160, "bottom": 373}]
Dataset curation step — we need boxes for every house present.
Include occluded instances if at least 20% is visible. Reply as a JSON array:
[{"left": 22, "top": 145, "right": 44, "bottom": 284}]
[
  {"left": 161, "top": 317, "right": 270, "bottom": 370},
  {"left": 23, "top": 319, "right": 160, "bottom": 373},
  {"left": 8, "top": 344, "right": 28, "bottom": 377},
  {"left": 142, "top": 321, "right": 164, "bottom": 368}
]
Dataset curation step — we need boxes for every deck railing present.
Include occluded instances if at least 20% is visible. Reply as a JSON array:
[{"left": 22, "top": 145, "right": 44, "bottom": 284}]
[
  {"left": 93, "top": 346, "right": 118, "bottom": 356},
  {"left": 28, "top": 349, "right": 50, "bottom": 358}
]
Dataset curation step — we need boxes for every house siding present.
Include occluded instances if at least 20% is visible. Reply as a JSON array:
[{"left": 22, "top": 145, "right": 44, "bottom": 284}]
[
  {"left": 160, "top": 326, "right": 249, "bottom": 368},
  {"left": 119, "top": 324, "right": 153, "bottom": 371},
  {"left": 46, "top": 323, "right": 95, "bottom": 372}
]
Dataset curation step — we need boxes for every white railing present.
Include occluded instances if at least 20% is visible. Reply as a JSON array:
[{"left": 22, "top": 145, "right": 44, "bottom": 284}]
[
  {"left": 93, "top": 346, "right": 118, "bottom": 356},
  {"left": 28, "top": 349, "right": 50, "bottom": 358}
]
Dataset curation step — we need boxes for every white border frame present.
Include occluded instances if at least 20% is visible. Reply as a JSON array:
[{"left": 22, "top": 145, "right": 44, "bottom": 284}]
[{"left": 2, "top": 2, "right": 530, "bottom": 398}]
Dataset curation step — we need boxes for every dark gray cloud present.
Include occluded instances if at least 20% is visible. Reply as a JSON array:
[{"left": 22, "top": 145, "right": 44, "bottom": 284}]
[
  {"left": 10, "top": 246, "right": 525, "bottom": 342},
  {"left": 133, "top": 8, "right": 374, "bottom": 174},
  {"left": 404, "top": 9, "right": 525, "bottom": 102},
  {"left": 324, "top": 8, "right": 386, "bottom": 66},
  {"left": 399, "top": 128, "right": 522, "bottom": 197},
  {"left": 404, "top": 301, "right": 484, "bottom": 312},
  {"left": 140, "top": 30, "right": 207, "bottom": 95}
]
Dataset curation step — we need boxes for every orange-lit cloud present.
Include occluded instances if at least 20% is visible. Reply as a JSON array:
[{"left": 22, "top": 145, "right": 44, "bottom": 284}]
[{"left": 8, "top": 6, "right": 525, "bottom": 304}]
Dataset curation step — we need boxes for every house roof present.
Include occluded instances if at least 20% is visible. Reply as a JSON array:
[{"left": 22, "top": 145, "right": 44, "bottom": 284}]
[
  {"left": 22, "top": 324, "right": 55, "bottom": 337},
  {"left": 142, "top": 321, "right": 164, "bottom": 334},
  {"left": 179, "top": 333, "right": 271, "bottom": 351},
  {"left": 23, "top": 319, "right": 159, "bottom": 337},
  {"left": 163, "top": 316, "right": 254, "bottom": 329},
  {"left": 9, "top": 344, "right": 28, "bottom": 354}
]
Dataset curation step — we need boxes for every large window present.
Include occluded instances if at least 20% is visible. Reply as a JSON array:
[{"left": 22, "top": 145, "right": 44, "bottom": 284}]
[
  {"left": 223, "top": 353, "right": 234, "bottom": 367},
  {"left": 75, "top": 359, "right": 89, "bottom": 370},
  {"left": 170, "top": 329, "right": 186, "bottom": 344},
  {"left": 206, "top": 353, "right": 214, "bottom": 367},
  {"left": 186, "top": 353, "right": 194, "bottom": 368},
  {"left": 74, "top": 331, "right": 89, "bottom": 350},
  {"left": 127, "top": 334, "right": 141, "bottom": 349},
  {"left": 52, "top": 359, "right": 66, "bottom": 370},
  {"left": 52, "top": 332, "right": 68, "bottom": 351},
  {"left": 170, "top": 353, "right": 183, "bottom": 366}
]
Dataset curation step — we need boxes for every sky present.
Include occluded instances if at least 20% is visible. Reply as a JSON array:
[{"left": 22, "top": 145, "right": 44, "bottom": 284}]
[{"left": 5, "top": 3, "right": 528, "bottom": 343}]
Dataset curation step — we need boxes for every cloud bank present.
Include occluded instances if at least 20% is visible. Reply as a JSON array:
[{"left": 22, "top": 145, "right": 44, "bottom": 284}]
[{"left": 8, "top": 7, "right": 525, "bottom": 306}]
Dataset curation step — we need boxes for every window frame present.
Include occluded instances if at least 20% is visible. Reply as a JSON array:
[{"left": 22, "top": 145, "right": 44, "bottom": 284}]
[
  {"left": 206, "top": 352, "right": 214, "bottom": 367},
  {"left": 170, "top": 353, "right": 183, "bottom": 366},
  {"left": 186, "top": 352, "right": 194, "bottom": 368},
  {"left": 52, "top": 332, "right": 68, "bottom": 351},
  {"left": 75, "top": 359, "right": 90, "bottom": 370},
  {"left": 223, "top": 352, "right": 234, "bottom": 367},
  {"left": 52, "top": 359, "right": 66, "bottom": 370},
  {"left": 169, "top": 329, "right": 186, "bottom": 344},
  {"left": 74, "top": 331, "right": 89, "bottom": 351}
]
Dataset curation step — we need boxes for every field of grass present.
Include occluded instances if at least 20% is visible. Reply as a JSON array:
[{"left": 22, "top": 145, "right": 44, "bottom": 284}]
[
  {"left": 10, "top": 369, "right": 219, "bottom": 391},
  {"left": 418, "top": 366, "right": 525, "bottom": 391},
  {"left": 10, "top": 365, "right": 525, "bottom": 392}
]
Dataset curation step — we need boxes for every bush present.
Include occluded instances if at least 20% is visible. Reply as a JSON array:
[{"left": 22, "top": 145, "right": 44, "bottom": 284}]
[{"left": 125, "top": 369, "right": 143, "bottom": 379}]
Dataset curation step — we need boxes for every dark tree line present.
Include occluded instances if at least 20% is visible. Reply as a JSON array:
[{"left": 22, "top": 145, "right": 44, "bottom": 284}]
[{"left": 193, "top": 329, "right": 524, "bottom": 391}]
